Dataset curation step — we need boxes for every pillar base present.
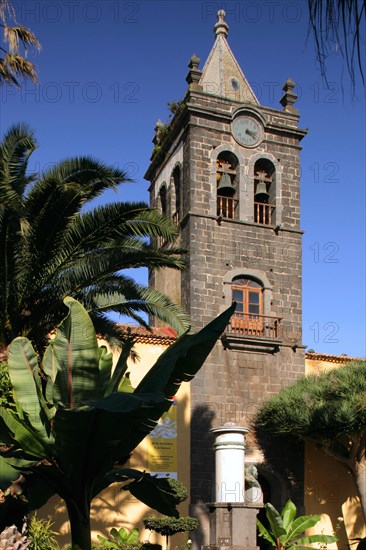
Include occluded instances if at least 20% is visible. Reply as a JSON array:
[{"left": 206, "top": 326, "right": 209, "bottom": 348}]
[{"left": 204, "top": 502, "right": 261, "bottom": 550}]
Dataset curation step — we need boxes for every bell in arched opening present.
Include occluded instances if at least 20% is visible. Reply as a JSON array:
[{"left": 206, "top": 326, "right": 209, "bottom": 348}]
[
  {"left": 217, "top": 171, "right": 236, "bottom": 197},
  {"left": 254, "top": 170, "right": 271, "bottom": 203}
]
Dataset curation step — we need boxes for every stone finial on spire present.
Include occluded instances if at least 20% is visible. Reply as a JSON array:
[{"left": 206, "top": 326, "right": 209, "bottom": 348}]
[
  {"left": 186, "top": 54, "right": 202, "bottom": 90},
  {"left": 280, "top": 78, "right": 298, "bottom": 113},
  {"left": 214, "top": 9, "right": 229, "bottom": 37},
  {"left": 188, "top": 54, "right": 200, "bottom": 70}
]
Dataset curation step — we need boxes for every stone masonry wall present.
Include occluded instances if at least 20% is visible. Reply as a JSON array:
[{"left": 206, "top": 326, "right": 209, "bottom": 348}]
[
  {"left": 179, "top": 93, "right": 306, "bottom": 512},
  {"left": 147, "top": 90, "right": 307, "bottom": 539}
]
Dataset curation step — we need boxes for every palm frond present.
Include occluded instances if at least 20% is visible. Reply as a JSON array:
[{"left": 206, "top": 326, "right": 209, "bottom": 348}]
[
  {"left": 76, "top": 278, "right": 190, "bottom": 335},
  {"left": 35, "top": 202, "right": 180, "bottom": 267},
  {"left": 0, "top": 0, "right": 40, "bottom": 86},
  {"left": 3, "top": 26, "right": 40, "bottom": 54},
  {"left": 307, "top": 0, "right": 366, "bottom": 88},
  {"left": 0, "top": 123, "right": 37, "bottom": 205}
]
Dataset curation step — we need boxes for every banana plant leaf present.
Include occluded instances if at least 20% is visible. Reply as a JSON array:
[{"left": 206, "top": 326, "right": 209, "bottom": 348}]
[
  {"left": 7, "top": 337, "right": 49, "bottom": 433},
  {"left": 264, "top": 502, "right": 286, "bottom": 539},
  {"left": 0, "top": 408, "right": 50, "bottom": 460},
  {"left": 135, "top": 302, "right": 236, "bottom": 398},
  {"left": 296, "top": 535, "right": 340, "bottom": 545},
  {"left": 0, "top": 455, "right": 20, "bottom": 490},
  {"left": 256, "top": 519, "right": 277, "bottom": 546},
  {"left": 8, "top": 337, "right": 56, "bottom": 431},
  {"left": 42, "top": 297, "right": 102, "bottom": 407},
  {"left": 105, "top": 339, "right": 134, "bottom": 395},
  {"left": 288, "top": 515, "right": 322, "bottom": 538},
  {"left": 122, "top": 303, "right": 236, "bottom": 454},
  {"left": 97, "top": 346, "right": 113, "bottom": 394},
  {"left": 281, "top": 499, "right": 296, "bottom": 530},
  {"left": 258, "top": 501, "right": 338, "bottom": 550},
  {"left": 101, "top": 469, "right": 180, "bottom": 517},
  {"left": 0, "top": 296, "right": 236, "bottom": 550},
  {"left": 51, "top": 392, "right": 166, "bottom": 484}
]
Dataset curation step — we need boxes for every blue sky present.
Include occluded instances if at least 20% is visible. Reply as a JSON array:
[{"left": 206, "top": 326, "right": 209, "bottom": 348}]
[{"left": 1, "top": 1, "right": 365, "bottom": 357}]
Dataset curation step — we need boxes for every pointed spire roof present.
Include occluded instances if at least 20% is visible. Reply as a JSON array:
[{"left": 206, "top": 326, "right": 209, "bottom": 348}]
[{"left": 199, "top": 10, "right": 259, "bottom": 104}]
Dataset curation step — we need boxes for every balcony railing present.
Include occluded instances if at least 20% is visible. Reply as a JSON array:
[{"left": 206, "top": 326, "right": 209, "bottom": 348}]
[
  {"left": 254, "top": 202, "right": 275, "bottom": 225},
  {"left": 227, "top": 313, "right": 282, "bottom": 339},
  {"left": 217, "top": 196, "right": 239, "bottom": 219}
]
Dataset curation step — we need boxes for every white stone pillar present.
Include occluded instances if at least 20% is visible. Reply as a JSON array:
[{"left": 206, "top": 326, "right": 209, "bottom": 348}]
[{"left": 211, "top": 422, "right": 248, "bottom": 503}]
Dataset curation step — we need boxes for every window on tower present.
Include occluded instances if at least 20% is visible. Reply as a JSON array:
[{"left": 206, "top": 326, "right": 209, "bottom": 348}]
[
  {"left": 253, "top": 159, "right": 276, "bottom": 225},
  {"left": 159, "top": 184, "right": 167, "bottom": 216},
  {"left": 216, "top": 151, "right": 239, "bottom": 220},
  {"left": 231, "top": 277, "right": 264, "bottom": 336},
  {"left": 172, "top": 165, "right": 181, "bottom": 225},
  {"left": 227, "top": 275, "right": 282, "bottom": 341}
]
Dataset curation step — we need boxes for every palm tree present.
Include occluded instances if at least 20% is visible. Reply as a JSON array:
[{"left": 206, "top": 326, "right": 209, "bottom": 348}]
[
  {"left": 0, "top": 0, "right": 40, "bottom": 86},
  {"left": 0, "top": 123, "right": 189, "bottom": 353}
]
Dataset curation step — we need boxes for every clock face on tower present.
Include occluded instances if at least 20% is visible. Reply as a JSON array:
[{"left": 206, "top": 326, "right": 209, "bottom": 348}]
[{"left": 232, "top": 115, "right": 263, "bottom": 147}]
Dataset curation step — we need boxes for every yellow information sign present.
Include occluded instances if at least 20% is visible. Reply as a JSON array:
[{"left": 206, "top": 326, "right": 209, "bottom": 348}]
[{"left": 147, "top": 398, "right": 177, "bottom": 479}]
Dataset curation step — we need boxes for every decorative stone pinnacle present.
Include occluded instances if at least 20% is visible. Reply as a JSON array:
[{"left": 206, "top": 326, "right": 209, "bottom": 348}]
[
  {"left": 214, "top": 9, "right": 229, "bottom": 37},
  {"left": 280, "top": 77, "right": 298, "bottom": 113},
  {"left": 188, "top": 54, "right": 200, "bottom": 70},
  {"left": 186, "top": 54, "right": 202, "bottom": 88},
  {"left": 283, "top": 77, "right": 296, "bottom": 92}
]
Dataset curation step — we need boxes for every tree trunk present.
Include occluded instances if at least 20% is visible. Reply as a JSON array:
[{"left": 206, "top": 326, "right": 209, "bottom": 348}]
[
  {"left": 353, "top": 460, "right": 366, "bottom": 523},
  {"left": 66, "top": 498, "right": 92, "bottom": 550}
]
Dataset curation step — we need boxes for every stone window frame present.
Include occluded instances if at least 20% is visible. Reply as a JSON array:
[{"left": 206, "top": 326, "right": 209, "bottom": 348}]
[
  {"left": 223, "top": 268, "right": 273, "bottom": 317},
  {"left": 247, "top": 152, "right": 283, "bottom": 226}
]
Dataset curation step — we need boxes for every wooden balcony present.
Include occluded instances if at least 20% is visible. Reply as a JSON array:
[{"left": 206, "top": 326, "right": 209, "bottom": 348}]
[
  {"left": 227, "top": 313, "right": 282, "bottom": 339},
  {"left": 217, "top": 196, "right": 239, "bottom": 219},
  {"left": 254, "top": 202, "right": 275, "bottom": 225},
  {"left": 222, "top": 312, "right": 282, "bottom": 352}
]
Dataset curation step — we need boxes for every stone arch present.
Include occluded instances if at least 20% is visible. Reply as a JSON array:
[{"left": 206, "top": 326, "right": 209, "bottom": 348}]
[
  {"left": 170, "top": 161, "right": 182, "bottom": 224},
  {"left": 223, "top": 267, "right": 273, "bottom": 316},
  {"left": 210, "top": 145, "right": 245, "bottom": 218},
  {"left": 247, "top": 152, "right": 283, "bottom": 225},
  {"left": 158, "top": 182, "right": 168, "bottom": 216}
]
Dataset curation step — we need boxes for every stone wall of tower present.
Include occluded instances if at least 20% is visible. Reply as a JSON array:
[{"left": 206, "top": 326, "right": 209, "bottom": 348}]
[
  {"left": 149, "top": 143, "right": 184, "bottom": 311},
  {"left": 146, "top": 86, "right": 307, "bottom": 543},
  {"left": 176, "top": 92, "right": 306, "bottom": 519}
]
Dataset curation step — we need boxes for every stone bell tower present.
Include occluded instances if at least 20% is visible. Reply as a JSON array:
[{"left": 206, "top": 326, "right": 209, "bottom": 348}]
[{"left": 145, "top": 10, "right": 307, "bottom": 548}]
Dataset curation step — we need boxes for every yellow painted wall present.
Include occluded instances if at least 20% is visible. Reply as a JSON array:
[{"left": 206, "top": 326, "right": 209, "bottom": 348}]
[
  {"left": 304, "top": 358, "right": 366, "bottom": 547},
  {"left": 39, "top": 339, "right": 191, "bottom": 549}
]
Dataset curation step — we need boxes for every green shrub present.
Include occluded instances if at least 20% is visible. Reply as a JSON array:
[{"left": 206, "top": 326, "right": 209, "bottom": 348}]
[
  {"left": 163, "top": 479, "right": 188, "bottom": 505},
  {"left": 0, "top": 362, "right": 14, "bottom": 409},
  {"left": 143, "top": 517, "right": 198, "bottom": 537},
  {"left": 27, "top": 514, "right": 60, "bottom": 549},
  {"left": 97, "top": 527, "right": 141, "bottom": 549}
]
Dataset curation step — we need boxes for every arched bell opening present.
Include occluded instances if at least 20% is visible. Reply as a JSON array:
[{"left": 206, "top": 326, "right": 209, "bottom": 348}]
[
  {"left": 254, "top": 159, "right": 276, "bottom": 225},
  {"left": 216, "top": 151, "right": 239, "bottom": 219}
]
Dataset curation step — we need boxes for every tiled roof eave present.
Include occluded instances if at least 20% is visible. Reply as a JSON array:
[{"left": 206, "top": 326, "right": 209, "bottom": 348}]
[{"left": 305, "top": 352, "right": 365, "bottom": 363}]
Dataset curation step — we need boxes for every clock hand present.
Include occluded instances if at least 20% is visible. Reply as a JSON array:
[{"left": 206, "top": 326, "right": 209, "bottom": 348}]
[{"left": 246, "top": 129, "right": 257, "bottom": 138}]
